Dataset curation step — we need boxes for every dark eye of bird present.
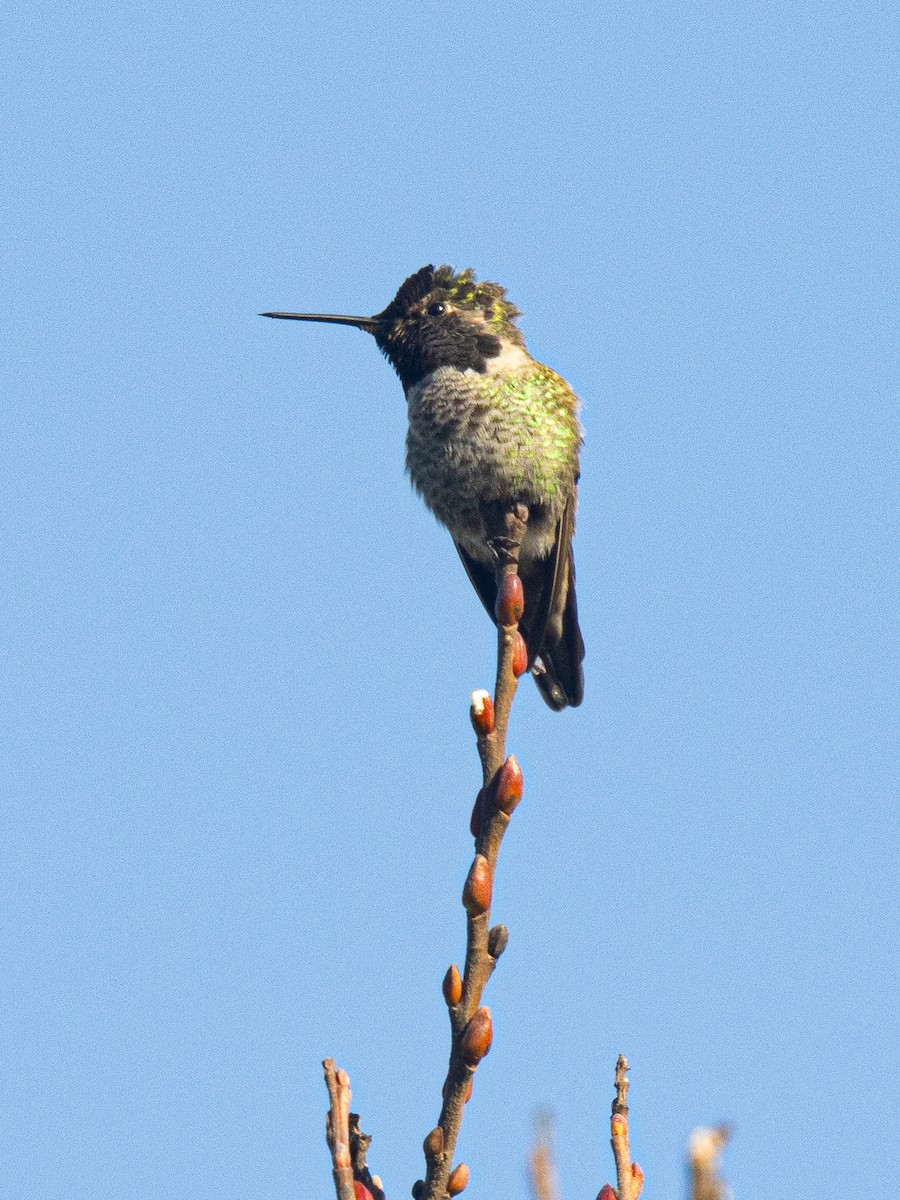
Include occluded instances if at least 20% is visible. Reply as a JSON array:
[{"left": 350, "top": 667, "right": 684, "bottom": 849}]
[{"left": 427, "top": 302, "right": 445, "bottom": 316}]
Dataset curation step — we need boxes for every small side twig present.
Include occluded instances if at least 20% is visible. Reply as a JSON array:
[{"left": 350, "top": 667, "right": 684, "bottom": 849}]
[
  {"left": 418, "top": 502, "right": 531, "bottom": 1200},
  {"left": 687, "top": 1126, "right": 730, "bottom": 1200},
  {"left": 598, "top": 1056, "right": 644, "bottom": 1200},
  {"left": 527, "top": 1112, "right": 559, "bottom": 1200},
  {"left": 350, "top": 1114, "right": 387, "bottom": 1200}
]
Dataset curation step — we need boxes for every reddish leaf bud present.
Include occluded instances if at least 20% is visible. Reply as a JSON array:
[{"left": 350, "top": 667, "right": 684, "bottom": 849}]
[
  {"left": 495, "top": 573, "right": 525, "bottom": 626},
  {"left": 512, "top": 632, "right": 529, "bottom": 676},
  {"left": 462, "top": 854, "right": 492, "bottom": 915},
  {"left": 488, "top": 924, "right": 509, "bottom": 958},
  {"left": 495, "top": 755, "right": 524, "bottom": 814},
  {"left": 448, "top": 1163, "right": 470, "bottom": 1195},
  {"left": 631, "top": 1162, "right": 645, "bottom": 1195},
  {"left": 597, "top": 1186, "right": 617, "bottom": 1200},
  {"left": 354, "top": 1184, "right": 374, "bottom": 1200},
  {"left": 460, "top": 1006, "right": 493, "bottom": 1066},
  {"left": 443, "top": 963, "right": 463, "bottom": 1007},
  {"left": 423, "top": 1126, "right": 444, "bottom": 1157},
  {"left": 469, "top": 689, "right": 495, "bottom": 736},
  {"left": 469, "top": 790, "right": 484, "bottom": 839}
]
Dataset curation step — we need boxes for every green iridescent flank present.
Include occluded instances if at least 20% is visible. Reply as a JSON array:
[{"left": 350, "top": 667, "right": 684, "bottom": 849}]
[{"left": 454, "top": 366, "right": 580, "bottom": 497}]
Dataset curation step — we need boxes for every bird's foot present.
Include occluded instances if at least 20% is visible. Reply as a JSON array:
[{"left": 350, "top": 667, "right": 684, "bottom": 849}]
[{"left": 480, "top": 501, "right": 529, "bottom": 567}]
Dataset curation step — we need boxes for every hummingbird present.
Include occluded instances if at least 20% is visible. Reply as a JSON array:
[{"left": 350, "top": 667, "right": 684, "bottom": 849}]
[{"left": 261, "top": 265, "right": 584, "bottom": 709}]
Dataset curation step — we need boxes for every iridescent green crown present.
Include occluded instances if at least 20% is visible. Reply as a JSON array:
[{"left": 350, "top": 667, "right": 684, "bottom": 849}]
[
  {"left": 380, "top": 265, "right": 523, "bottom": 335},
  {"left": 431, "top": 266, "right": 522, "bottom": 328}
]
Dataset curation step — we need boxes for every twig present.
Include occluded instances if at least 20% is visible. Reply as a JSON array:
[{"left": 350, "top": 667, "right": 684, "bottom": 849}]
[
  {"left": 418, "top": 502, "right": 531, "bottom": 1200},
  {"left": 598, "top": 1056, "right": 644, "bottom": 1200},
  {"left": 323, "top": 1060, "right": 356, "bottom": 1200},
  {"left": 687, "top": 1126, "right": 730, "bottom": 1200},
  {"left": 527, "top": 1112, "right": 559, "bottom": 1200},
  {"left": 323, "top": 1060, "right": 385, "bottom": 1200}
]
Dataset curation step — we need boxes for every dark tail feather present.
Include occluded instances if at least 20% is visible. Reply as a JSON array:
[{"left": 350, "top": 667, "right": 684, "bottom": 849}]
[
  {"left": 531, "top": 566, "right": 584, "bottom": 710},
  {"left": 453, "top": 521, "right": 585, "bottom": 712}
]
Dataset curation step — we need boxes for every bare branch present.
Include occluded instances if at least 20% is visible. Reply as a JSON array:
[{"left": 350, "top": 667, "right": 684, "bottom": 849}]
[
  {"left": 419, "top": 502, "right": 531, "bottom": 1200},
  {"left": 687, "top": 1126, "right": 730, "bottom": 1200}
]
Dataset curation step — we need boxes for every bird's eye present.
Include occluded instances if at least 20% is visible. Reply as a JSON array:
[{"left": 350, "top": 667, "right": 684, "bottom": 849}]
[{"left": 427, "top": 302, "right": 445, "bottom": 316}]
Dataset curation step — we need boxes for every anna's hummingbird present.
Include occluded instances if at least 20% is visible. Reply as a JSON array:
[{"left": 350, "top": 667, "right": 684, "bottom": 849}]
[{"left": 262, "top": 264, "right": 584, "bottom": 709}]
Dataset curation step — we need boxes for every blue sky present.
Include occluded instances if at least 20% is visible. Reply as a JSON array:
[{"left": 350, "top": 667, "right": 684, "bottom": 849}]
[{"left": 3, "top": 1, "right": 898, "bottom": 1197}]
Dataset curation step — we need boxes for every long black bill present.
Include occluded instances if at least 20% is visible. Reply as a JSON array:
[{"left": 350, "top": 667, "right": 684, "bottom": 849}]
[{"left": 259, "top": 311, "right": 379, "bottom": 331}]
